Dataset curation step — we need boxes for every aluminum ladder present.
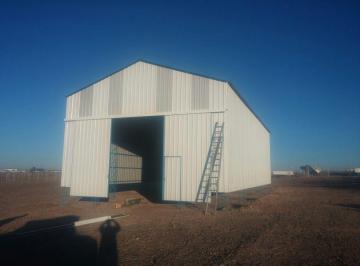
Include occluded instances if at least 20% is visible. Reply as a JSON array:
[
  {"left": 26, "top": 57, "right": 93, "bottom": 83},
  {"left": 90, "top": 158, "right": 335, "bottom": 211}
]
[{"left": 195, "top": 122, "right": 224, "bottom": 212}]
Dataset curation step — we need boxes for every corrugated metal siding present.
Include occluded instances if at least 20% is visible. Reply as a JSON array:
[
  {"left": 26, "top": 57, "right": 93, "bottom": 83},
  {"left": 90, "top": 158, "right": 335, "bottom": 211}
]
[
  {"left": 65, "top": 61, "right": 226, "bottom": 121},
  {"left": 156, "top": 66, "right": 173, "bottom": 112},
  {"left": 191, "top": 75, "right": 209, "bottom": 110},
  {"left": 79, "top": 85, "right": 93, "bottom": 117},
  {"left": 108, "top": 72, "right": 123, "bottom": 115},
  {"left": 225, "top": 85, "right": 271, "bottom": 192},
  {"left": 93, "top": 79, "right": 109, "bottom": 117},
  {"left": 121, "top": 62, "right": 157, "bottom": 115},
  {"left": 65, "top": 93, "right": 80, "bottom": 120},
  {"left": 61, "top": 119, "right": 111, "bottom": 197},
  {"left": 61, "top": 122, "right": 75, "bottom": 187},
  {"left": 62, "top": 61, "right": 269, "bottom": 200},
  {"left": 163, "top": 112, "right": 224, "bottom": 201}
]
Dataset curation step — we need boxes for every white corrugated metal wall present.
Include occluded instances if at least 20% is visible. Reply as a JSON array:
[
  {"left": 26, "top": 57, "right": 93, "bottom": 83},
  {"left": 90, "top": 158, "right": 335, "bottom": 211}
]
[
  {"left": 61, "top": 60, "right": 270, "bottom": 200},
  {"left": 62, "top": 119, "right": 111, "bottom": 197},
  {"left": 225, "top": 86, "right": 271, "bottom": 191},
  {"left": 163, "top": 112, "right": 225, "bottom": 201},
  {"left": 65, "top": 61, "right": 226, "bottom": 121}
]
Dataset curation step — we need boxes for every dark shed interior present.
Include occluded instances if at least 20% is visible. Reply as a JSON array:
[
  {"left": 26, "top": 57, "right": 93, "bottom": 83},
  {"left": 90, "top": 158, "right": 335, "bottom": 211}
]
[{"left": 109, "top": 116, "right": 164, "bottom": 202}]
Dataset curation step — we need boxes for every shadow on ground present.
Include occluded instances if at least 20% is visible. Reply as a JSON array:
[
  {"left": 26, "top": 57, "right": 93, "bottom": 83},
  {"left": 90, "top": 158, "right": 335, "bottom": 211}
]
[
  {"left": 334, "top": 203, "right": 360, "bottom": 212},
  {"left": 0, "top": 216, "right": 121, "bottom": 266},
  {"left": 0, "top": 214, "right": 27, "bottom": 228},
  {"left": 209, "top": 185, "right": 272, "bottom": 211},
  {"left": 277, "top": 176, "right": 360, "bottom": 190}
]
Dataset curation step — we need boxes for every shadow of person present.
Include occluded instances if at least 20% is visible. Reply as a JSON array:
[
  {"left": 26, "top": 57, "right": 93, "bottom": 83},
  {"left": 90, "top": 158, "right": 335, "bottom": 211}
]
[
  {"left": 0, "top": 216, "right": 97, "bottom": 266},
  {"left": 98, "top": 220, "right": 121, "bottom": 266}
]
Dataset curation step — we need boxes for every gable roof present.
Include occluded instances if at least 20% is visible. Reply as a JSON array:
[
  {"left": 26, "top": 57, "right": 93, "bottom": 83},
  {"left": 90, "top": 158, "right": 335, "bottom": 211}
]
[{"left": 66, "top": 59, "right": 270, "bottom": 133}]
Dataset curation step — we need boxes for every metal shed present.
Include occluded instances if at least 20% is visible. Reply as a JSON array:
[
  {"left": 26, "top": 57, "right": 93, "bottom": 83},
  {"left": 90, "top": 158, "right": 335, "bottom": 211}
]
[{"left": 61, "top": 60, "right": 271, "bottom": 202}]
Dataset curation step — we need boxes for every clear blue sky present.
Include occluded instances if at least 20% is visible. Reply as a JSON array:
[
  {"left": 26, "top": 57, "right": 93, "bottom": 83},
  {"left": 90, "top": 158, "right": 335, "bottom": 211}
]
[{"left": 0, "top": 0, "right": 359, "bottom": 170}]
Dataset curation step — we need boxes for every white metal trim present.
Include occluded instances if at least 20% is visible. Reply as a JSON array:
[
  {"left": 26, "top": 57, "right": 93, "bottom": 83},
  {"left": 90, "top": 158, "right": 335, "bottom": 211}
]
[{"left": 65, "top": 109, "right": 227, "bottom": 122}]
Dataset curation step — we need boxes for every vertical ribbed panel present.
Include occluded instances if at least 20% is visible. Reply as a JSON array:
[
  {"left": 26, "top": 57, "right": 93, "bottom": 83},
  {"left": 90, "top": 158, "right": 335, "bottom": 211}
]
[
  {"left": 225, "top": 84, "right": 271, "bottom": 192},
  {"left": 122, "top": 62, "right": 157, "bottom": 115},
  {"left": 65, "top": 97, "right": 71, "bottom": 120},
  {"left": 209, "top": 80, "right": 226, "bottom": 113},
  {"left": 191, "top": 75, "right": 209, "bottom": 110},
  {"left": 163, "top": 157, "right": 181, "bottom": 200},
  {"left": 92, "top": 78, "right": 109, "bottom": 117},
  {"left": 79, "top": 85, "right": 93, "bottom": 117},
  {"left": 61, "top": 122, "right": 75, "bottom": 187},
  {"left": 66, "top": 61, "right": 226, "bottom": 120},
  {"left": 66, "top": 94, "right": 80, "bottom": 120},
  {"left": 163, "top": 113, "right": 224, "bottom": 202},
  {"left": 61, "top": 119, "right": 111, "bottom": 197},
  {"left": 171, "top": 69, "right": 191, "bottom": 113},
  {"left": 156, "top": 67, "right": 173, "bottom": 112},
  {"left": 108, "top": 72, "right": 124, "bottom": 115}
]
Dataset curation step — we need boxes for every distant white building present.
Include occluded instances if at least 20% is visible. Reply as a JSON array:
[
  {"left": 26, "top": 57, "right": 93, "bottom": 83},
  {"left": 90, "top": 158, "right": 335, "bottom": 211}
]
[
  {"left": 272, "top": 170, "right": 295, "bottom": 176},
  {"left": 314, "top": 167, "right": 321, "bottom": 174},
  {"left": 0, "top": 168, "right": 19, "bottom": 173},
  {"left": 353, "top": 168, "right": 360, "bottom": 174}
]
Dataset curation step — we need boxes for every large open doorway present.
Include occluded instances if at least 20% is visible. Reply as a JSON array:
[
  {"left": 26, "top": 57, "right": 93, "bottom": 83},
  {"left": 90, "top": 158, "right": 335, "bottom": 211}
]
[{"left": 109, "top": 116, "right": 164, "bottom": 202}]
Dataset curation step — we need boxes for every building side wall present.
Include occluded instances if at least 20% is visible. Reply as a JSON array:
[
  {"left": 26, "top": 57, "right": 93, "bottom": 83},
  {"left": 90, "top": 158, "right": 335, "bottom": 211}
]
[
  {"left": 61, "top": 119, "right": 111, "bottom": 197},
  {"left": 61, "top": 121, "right": 75, "bottom": 187},
  {"left": 225, "top": 85, "right": 271, "bottom": 191},
  {"left": 65, "top": 61, "right": 226, "bottom": 121},
  {"left": 163, "top": 112, "right": 225, "bottom": 202}
]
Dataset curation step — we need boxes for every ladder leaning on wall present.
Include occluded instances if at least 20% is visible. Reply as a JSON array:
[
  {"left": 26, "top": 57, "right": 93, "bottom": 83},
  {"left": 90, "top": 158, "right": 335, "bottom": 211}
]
[{"left": 195, "top": 122, "right": 224, "bottom": 214}]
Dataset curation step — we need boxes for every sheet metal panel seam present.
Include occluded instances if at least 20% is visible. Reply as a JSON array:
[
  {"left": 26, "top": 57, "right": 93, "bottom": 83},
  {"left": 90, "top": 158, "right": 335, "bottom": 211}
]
[{"left": 64, "top": 109, "right": 227, "bottom": 122}]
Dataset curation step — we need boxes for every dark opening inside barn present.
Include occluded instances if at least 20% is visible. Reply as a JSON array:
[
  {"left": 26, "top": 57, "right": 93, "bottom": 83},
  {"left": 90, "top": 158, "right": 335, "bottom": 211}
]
[{"left": 109, "top": 116, "right": 164, "bottom": 202}]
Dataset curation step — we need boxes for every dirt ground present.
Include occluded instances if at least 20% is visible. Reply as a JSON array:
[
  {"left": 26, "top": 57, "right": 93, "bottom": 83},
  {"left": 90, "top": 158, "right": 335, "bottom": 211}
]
[{"left": 1, "top": 174, "right": 360, "bottom": 266}]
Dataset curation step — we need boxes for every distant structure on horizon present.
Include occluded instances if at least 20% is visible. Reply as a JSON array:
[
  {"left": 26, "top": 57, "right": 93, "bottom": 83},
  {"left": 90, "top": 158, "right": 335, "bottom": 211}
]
[
  {"left": 351, "top": 168, "right": 360, "bottom": 174},
  {"left": 0, "top": 168, "right": 60, "bottom": 173},
  {"left": 272, "top": 170, "right": 295, "bottom": 176},
  {"left": 0, "top": 168, "right": 20, "bottom": 173},
  {"left": 300, "top": 165, "right": 321, "bottom": 177}
]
